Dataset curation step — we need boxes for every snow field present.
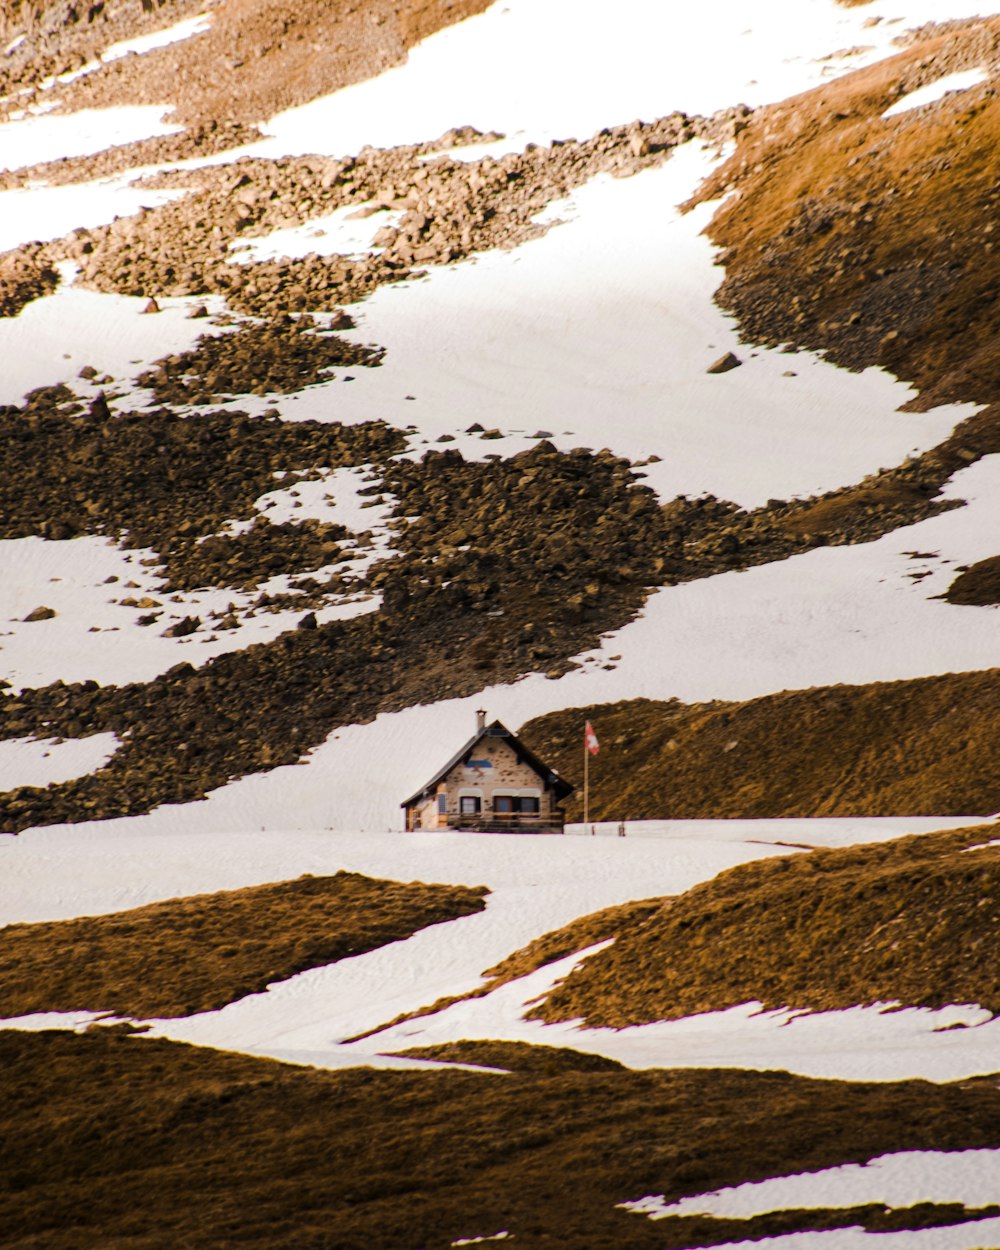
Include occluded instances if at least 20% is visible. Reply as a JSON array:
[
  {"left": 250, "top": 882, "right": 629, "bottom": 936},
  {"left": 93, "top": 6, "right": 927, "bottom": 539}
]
[
  {"left": 0, "top": 528, "right": 376, "bottom": 692},
  {"left": 666, "top": 1222, "right": 1000, "bottom": 1250},
  {"left": 255, "top": 0, "right": 995, "bottom": 158},
  {"left": 0, "top": 268, "right": 222, "bottom": 401},
  {"left": 621, "top": 1152, "right": 1000, "bottom": 1250},
  {"left": 20, "top": 443, "right": 992, "bottom": 836},
  {"left": 2, "top": 816, "right": 995, "bottom": 1084},
  {"left": 235, "top": 145, "right": 976, "bottom": 507},
  {"left": 354, "top": 943, "right": 1000, "bottom": 1083}
]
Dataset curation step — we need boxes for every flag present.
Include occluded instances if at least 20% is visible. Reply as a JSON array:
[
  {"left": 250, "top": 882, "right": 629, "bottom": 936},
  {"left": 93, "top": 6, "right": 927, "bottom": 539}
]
[{"left": 584, "top": 721, "right": 600, "bottom": 755}]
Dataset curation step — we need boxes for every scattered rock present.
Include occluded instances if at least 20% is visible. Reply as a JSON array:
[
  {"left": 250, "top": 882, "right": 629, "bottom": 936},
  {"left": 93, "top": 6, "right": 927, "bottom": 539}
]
[
  {"left": 23, "top": 606, "right": 56, "bottom": 622},
  {"left": 706, "top": 351, "right": 742, "bottom": 374},
  {"left": 161, "top": 616, "right": 200, "bottom": 638}
]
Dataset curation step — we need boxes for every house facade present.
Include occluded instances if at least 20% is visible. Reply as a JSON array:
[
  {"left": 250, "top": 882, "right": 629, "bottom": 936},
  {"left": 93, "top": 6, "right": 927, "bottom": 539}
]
[{"left": 402, "top": 712, "right": 573, "bottom": 834}]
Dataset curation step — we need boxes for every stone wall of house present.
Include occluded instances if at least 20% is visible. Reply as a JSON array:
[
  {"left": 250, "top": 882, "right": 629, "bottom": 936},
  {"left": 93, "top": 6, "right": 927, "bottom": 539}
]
[
  {"left": 406, "top": 731, "right": 566, "bottom": 829},
  {"left": 442, "top": 734, "right": 556, "bottom": 815}
]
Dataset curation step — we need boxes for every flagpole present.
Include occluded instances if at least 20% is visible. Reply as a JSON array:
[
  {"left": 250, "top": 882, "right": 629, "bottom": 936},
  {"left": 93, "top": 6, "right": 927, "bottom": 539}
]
[{"left": 583, "top": 730, "right": 589, "bottom": 826}]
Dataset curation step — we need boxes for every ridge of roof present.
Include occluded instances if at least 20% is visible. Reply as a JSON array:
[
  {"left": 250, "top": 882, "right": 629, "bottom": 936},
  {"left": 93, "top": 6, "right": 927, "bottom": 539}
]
[{"left": 401, "top": 719, "right": 573, "bottom": 808}]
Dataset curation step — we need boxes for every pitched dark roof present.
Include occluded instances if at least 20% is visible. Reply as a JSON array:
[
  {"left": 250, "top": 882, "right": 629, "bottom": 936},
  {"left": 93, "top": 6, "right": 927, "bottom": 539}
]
[{"left": 401, "top": 719, "right": 574, "bottom": 807}]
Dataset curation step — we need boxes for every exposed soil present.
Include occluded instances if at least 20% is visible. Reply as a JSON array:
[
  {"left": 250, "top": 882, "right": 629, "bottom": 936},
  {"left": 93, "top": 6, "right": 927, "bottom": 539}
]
[
  {"left": 688, "top": 18, "right": 1000, "bottom": 408},
  {"left": 0, "top": 1, "right": 494, "bottom": 167},
  {"left": 519, "top": 669, "right": 1000, "bottom": 821},
  {"left": 0, "top": 871, "right": 487, "bottom": 1019},
  {"left": 135, "top": 313, "right": 382, "bottom": 406},
  {"left": 504, "top": 825, "right": 1000, "bottom": 1027},
  {"left": 4, "top": 1030, "right": 1000, "bottom": 1249},
  {"left": 944, "top": 554, "right": 1000, "bottom": 606},
  {"left": 18, "top": 0, "right": 494, "bottom": 132}
]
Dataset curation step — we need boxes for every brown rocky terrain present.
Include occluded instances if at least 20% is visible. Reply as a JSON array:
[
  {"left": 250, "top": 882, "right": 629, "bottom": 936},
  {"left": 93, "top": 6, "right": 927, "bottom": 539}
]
[
  {"left": 3, "top": 1029, "right": 1000, "bottom": 1249},
  {"left": 0, "top": 111, "right": 731, "bottom": 321},
  {"left": 689, "top": 17, "right": 1000, "bottom": 409},
  {"left": 0, "top": 871, "right": 487, "bottom": 1019},
  {"left": 0, "top": 0, "right": 494, "bottom": 163},
  {"left": 134, "top": 312, "right": 382, "bottom": 406},
  {"left": 1, "top": 392, "right": 997, "bottom": 832},
  {"left": 519, "top": 669, "right": 1000, "bottom": 821}
]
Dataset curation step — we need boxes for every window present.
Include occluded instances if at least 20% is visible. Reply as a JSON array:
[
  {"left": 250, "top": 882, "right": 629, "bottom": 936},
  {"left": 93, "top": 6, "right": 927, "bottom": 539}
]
[
  {"left": 494, "top": 795, "right": 540, "bottom": 814},
  {"left": 437, "top": 794, "right": 447, "bottom": 814},
  {"left": 460, "top": 796, "right": 481, "bottom": 815}
]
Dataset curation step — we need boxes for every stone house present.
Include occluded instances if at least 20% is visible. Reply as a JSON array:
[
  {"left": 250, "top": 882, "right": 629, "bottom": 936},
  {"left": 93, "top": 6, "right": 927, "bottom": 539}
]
[{"left": 402, "top": 711, "right": 573, "bottom": 833}]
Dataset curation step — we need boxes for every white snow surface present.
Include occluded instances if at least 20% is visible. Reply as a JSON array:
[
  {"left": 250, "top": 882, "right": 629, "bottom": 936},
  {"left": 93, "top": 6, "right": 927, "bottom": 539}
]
[
  {"left": 622, "top": 1149, "right": 1000, "bottom": 1219},
  {"left": 661, "top": 1224, "right": 1000, "bottom": 1250},
  {"left": 0, "top": 106, "right": 180, "bottom": 172},
  {"left": 620, "top": 1152, "right": 1000, "bottom": 1248},
  {"left": 3, "top": 817, "right": 996, "bottom": 1083},
  {"left": 0, "top": 271, "right": 215, "bottom": 400},
  {"left": 882, "top": 68, "right": 991, "bottom": 116},
  {"left": 10, "top": 449, "right": 990, "bottom": 828},
  {"left": 100, "top": 12, "right": 214, "bottom": 64},
  {"left": 256, "top": 0, "right": 994, "bottom": 158},
  {"left": 0, "top": 532, "right": 376, "bottom": 690},
  {"left": 0, "top": 732, "right": 118, "bottom": 789},
  {"left": 243, "top": 145, "right": 976, "bottom": 508},
  {"left": 229, "top": 203, "right": 404, "bottom": 265}
]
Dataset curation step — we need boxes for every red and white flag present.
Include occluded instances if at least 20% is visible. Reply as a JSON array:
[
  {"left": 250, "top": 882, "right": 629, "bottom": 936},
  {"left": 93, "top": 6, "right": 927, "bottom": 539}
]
[{"left": 584, "top": 721, "right": 600, "bottom": 755}]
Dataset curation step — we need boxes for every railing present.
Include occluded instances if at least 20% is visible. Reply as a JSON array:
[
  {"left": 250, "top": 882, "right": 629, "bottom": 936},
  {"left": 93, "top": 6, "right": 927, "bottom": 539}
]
[{"left": 444, "top": 812, "right": 564, "bottom": 833}]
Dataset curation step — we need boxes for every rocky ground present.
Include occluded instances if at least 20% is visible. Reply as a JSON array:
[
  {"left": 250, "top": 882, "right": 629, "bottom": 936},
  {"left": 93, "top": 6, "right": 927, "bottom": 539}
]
[{"left": 689, "top": 16, "right": 1000, "bottom": 409}]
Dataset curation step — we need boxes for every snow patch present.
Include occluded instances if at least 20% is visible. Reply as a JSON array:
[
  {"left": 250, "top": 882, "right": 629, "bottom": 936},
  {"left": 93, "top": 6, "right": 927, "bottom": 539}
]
[
  {"left": 882, "top": 68, "right": 989, "bottom": 117},
  {"left": 0, "top": 733, "right": 119, "bottom": 791},
  {"left": 100, "top": 12, "right": 213, "bottom": 64},
  {"left": 229, "top": 203, "right": 404, "bottom": 265},
  {"left": 621, "top": 1149, "right": 1000, "bottom": 1220},
  {"left": 0, "top": 106, "right": 180, "bottom": 173}
]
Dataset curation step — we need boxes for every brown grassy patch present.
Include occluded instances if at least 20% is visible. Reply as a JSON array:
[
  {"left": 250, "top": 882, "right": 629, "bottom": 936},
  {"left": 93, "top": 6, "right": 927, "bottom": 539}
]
[
  {"left": 518, "top": 825, "right": 1000, "bottom": 1027},
  {"left": 390, "top": 1040, "right": 625, "bottom": 1074},
  {"left": 0, "top": 872, "right": 487, "bottom": 1019},
  {"left": 519, "top": 669, "right": 1000, "bottom": 820},
  {"left": 944, "top": 555, "right": 1000, "bottom": 606},
  {"left": 689, "top": 18, "right": 1000, "bottom": 407},
  {"left": 4, "top": 1030, "right": 1000, "bottom": 1249}
]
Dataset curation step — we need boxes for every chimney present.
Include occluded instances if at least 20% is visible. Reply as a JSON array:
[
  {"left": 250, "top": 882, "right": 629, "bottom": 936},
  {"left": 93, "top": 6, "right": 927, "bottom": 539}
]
[{"left": 476, "top": 708, "right": 487, "bottom": 732}]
